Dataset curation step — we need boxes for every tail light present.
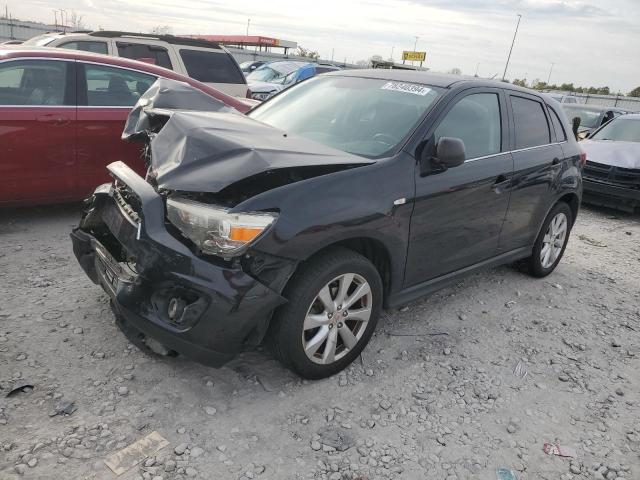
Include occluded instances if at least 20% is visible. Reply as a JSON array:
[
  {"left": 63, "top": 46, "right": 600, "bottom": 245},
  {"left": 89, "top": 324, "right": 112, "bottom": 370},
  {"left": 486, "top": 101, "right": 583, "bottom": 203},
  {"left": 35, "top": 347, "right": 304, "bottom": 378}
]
[{"left": 579, "top": 147, "right": 587, "bottom": 167}]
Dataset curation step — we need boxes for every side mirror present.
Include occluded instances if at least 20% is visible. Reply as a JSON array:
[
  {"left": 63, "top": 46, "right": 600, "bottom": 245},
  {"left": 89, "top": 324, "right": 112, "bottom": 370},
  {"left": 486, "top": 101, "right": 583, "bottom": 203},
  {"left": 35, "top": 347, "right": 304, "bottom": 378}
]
[
  {"left": 419, "top": 137, "right": 465, "bottom": 176},
  {"left": 436, "top": 137, "right": 466, "bottom": 168},
  {"left": 571, "top": 116, "right": 581, "bottom": 140}
]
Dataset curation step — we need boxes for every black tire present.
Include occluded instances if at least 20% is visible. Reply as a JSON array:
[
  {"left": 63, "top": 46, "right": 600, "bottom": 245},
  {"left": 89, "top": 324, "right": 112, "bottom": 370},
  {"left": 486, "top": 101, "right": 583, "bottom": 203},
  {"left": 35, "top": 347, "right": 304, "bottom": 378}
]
[
  {"left": 268, "top": 247, "right": 383, "bottom": 379},
  {"left": 523, "top": 202, "right": 573, "bottom": 278}
]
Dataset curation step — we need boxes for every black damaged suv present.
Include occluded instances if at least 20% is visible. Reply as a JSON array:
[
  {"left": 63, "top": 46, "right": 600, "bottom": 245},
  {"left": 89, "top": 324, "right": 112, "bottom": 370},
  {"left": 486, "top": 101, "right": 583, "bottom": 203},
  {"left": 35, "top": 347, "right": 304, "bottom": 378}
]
[{"left": 71, "top": 71, "right": 583, "bottom": 379}]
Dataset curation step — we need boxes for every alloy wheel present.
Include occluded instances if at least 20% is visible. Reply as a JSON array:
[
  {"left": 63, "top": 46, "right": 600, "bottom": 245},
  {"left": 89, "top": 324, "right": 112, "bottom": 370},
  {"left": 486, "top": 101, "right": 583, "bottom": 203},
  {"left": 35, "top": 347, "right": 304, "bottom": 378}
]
[
  {"left": 540, "top": 212, "right": 568, "bottom": 269},
  {"left": 302, "top": 273, "right": 373, "bottom": 365}
]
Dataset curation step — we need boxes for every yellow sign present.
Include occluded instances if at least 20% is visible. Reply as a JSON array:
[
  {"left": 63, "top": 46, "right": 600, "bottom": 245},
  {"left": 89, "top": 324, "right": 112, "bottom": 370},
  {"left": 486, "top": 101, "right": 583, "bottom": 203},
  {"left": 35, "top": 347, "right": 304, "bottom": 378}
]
[{"left": 402, "top": 51, "right": 426, "bottom": 62}]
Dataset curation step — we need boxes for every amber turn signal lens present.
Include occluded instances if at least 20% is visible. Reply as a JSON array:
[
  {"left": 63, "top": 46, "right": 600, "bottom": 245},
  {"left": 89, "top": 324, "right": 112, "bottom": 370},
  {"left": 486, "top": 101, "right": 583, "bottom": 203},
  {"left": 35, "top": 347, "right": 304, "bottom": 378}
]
[{"left": 228, "top": 226, "right": 264, "bottom": 242}]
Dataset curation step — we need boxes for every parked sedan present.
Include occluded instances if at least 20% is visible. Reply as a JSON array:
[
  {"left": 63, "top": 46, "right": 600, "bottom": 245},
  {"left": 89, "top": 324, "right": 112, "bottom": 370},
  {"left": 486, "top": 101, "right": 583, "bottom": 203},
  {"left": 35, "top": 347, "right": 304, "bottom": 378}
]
[
  {"left": 71, "top": 71, "right": 583, "bottom": 378},
  {"left": 562, "top": 104, "right": 626, "bottom": 138},
  {"left": 0, "top": 47, "right": 252, "bottom": 207},
  {"left": 247, "top": 61, "right": 340, "bottom": 101},
  {"left": 581, "top": 114, "right": 640, "bottom": 211}
]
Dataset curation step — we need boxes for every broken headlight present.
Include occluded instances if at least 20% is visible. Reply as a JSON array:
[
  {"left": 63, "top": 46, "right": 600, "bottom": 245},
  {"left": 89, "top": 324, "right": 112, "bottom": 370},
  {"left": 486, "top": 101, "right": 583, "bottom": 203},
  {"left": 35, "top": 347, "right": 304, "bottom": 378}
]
[{"left": 166, "top": 196, "right": 276, "bottom": 256}]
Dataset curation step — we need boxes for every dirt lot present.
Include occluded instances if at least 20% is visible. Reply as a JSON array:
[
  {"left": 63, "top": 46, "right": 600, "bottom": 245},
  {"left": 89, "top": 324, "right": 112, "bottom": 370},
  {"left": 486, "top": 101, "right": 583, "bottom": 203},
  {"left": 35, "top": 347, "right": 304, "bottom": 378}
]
[{"left": 0, "top": 203, "right": 638, "bottom": 480}]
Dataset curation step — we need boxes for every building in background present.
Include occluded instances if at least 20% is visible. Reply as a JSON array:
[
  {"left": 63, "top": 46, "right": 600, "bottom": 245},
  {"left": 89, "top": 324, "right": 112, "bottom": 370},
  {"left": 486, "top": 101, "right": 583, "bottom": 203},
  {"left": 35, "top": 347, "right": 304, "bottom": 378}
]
[{"left": 0, "top": 15, "right": 67, "bottom": 43}]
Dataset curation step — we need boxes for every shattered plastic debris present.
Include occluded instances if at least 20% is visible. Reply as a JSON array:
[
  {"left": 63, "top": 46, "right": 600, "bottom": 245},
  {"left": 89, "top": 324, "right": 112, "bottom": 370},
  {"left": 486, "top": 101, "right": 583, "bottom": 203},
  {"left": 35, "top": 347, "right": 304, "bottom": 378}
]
[
  {"left": 578, "top": 234, "right": 607, "bottom": 247},
  {"left": 317, "top": 426, "right": 355, "bottom": 451},
  {"left": 512, "top": 361, "right": 528, "bottom": 379},
  {"left": 496, "top": 467, "right": 517, "bottom": 480},
  {"left": 5, "top": 382, "right": 34, "bottom": 397},
  {"left": 104, "top": 431, "right": 169, "bottom": 475},
  {"left": 49, "top": 401, "right": 77, "bottom": 417},
  {"left": 543, "top": 443, "right": 577, "bottom": 458}
]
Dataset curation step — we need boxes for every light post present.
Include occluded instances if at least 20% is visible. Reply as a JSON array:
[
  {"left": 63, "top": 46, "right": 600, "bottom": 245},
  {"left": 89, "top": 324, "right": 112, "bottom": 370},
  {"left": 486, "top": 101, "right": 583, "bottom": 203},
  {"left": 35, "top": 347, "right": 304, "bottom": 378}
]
[
  {"left": 547, "top": 62, "right": 554, "bottom": 85},
  {"left": 413, "top": 36, "right": 419, "bottom": 66},
  {"left": 502, "top": 14, "right": 522, "bottom": 81},
  {"left": 246, "top": 18, "right": 250, "bottom": 36}
]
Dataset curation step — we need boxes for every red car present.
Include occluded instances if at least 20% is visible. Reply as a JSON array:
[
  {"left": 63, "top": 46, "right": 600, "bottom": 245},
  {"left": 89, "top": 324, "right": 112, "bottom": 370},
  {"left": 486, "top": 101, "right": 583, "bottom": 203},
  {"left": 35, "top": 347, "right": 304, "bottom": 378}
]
[{"left": 0, "top": 47, "right": 253, "bottom": 207}]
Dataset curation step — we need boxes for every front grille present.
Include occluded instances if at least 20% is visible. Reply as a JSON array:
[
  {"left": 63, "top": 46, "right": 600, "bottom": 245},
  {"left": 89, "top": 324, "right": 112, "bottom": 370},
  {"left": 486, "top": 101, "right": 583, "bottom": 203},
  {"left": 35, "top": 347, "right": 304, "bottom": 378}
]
[
  {"left": 584, "top": 161, "right": 640, "bottom": 189},
  {"left": 113, "top": 183, "right": 142, "bottom": 224}
]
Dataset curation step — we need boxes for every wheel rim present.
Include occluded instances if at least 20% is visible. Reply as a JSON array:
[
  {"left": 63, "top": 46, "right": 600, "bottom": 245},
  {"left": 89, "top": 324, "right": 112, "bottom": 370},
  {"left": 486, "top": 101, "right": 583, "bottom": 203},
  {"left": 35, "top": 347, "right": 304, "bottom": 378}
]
[
  {"left": 540, "top": 212, "right": 568, "bottom": 269},
  {"left": 302, "top": 273, "right": 373, "bottom": 365}
]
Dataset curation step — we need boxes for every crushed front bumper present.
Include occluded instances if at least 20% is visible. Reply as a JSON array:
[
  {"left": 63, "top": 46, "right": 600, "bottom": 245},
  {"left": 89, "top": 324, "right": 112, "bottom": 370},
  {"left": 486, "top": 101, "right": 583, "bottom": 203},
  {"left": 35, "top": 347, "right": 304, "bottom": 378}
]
[
  {"left": 70, "top": 161, "right": 289, "bottom": 367},
  {"left": 583, "top": 178, "right": 640, "bottom": 212}
]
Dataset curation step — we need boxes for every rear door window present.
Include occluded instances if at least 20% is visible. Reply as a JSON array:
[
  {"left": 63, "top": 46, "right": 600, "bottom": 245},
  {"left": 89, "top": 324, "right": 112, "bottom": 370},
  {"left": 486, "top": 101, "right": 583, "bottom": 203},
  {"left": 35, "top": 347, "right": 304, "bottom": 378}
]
[
  {"left": 0, "top": 60, "right": 70, "bottom": 106},
  {"left": 510, "top": 96, "right": 551, "bottom": 149},
  {"left": 116, "top": 42, "right": 173, "bottom": 70},
  {"left": 59, "top": 41, "right": 108, "bottom": 55},
  {"left": 434, "top": 93, "right": 502, "bottom": 159},
  {"left": 81, "top": 63, "right": 156, "bottom": 106},
  {"left": 179, "top": 49, "right": 245, "bottom": 84}
]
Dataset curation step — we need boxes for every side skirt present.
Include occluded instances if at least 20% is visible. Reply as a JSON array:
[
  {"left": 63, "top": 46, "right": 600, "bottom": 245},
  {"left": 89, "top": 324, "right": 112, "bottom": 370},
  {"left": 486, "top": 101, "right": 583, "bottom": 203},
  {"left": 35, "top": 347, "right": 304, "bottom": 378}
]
[{"left": 385, "top": 247, "right": 532, "bottom": 309}]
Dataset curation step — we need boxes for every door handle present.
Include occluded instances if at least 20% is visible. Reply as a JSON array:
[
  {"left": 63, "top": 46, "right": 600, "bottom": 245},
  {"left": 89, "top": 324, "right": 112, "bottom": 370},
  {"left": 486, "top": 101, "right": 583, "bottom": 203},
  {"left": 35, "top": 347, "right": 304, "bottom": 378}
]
[{"left": 36, "top": 115, "right": 70, "bottom": 126}]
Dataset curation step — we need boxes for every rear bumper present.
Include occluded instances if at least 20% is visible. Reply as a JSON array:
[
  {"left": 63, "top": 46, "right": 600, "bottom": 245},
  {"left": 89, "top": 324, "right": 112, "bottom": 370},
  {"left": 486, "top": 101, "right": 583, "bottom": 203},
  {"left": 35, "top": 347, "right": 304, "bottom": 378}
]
[
  {"left": 70, "top": 162, "right": 289, "bottom": 367},
  {"left": 583, "top": 178, "right": 640, "bottom": 210}
]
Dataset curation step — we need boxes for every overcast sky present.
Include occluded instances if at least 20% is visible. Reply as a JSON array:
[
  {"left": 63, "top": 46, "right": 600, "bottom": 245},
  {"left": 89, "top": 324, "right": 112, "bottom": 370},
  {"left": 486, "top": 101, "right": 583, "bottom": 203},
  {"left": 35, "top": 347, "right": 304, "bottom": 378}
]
[{"left": 7, "top": 0, "right": 640, "bottom": 93}]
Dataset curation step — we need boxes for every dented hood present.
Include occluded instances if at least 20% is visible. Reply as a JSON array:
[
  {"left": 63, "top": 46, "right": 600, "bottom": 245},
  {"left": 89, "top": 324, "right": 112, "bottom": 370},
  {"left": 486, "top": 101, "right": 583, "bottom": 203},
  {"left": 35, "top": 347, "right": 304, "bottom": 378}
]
[
  {"left": 149, "top": 111, "right": 372, "bottom": 192},
  {"left": 581, "top": 139, "right": 640, "bottom": 169}
]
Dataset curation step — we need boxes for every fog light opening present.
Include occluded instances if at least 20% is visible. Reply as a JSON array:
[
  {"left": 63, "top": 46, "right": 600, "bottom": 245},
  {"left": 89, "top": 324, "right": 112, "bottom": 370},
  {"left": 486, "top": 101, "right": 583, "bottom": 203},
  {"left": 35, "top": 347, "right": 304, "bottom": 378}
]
[{"left": 168, "top": 297, "right": 187, "bottom": 321}]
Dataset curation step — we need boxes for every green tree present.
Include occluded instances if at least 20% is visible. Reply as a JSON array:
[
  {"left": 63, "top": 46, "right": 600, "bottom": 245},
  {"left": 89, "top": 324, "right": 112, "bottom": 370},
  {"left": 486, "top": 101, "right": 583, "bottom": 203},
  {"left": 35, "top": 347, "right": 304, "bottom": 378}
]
[
  {"left": 629, "top": 86, "right": 640, "bottom": 97},
  {"left": 512, "top": 78, "right": 527, "bottom": 87}
]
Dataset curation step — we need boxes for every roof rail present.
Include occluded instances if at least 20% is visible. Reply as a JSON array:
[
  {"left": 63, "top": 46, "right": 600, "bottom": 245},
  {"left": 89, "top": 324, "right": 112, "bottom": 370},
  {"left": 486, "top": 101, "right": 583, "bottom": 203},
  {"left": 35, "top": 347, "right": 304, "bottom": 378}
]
[{"left": 87, "top": 31, "right": 221, "bottom": 49}]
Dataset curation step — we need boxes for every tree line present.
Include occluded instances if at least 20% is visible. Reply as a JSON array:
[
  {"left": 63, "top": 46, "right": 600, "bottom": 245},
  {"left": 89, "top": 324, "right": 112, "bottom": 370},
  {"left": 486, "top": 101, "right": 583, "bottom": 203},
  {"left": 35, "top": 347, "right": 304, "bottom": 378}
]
[{"left": 510, "top": 79, "right": 640, "bottom": 97}]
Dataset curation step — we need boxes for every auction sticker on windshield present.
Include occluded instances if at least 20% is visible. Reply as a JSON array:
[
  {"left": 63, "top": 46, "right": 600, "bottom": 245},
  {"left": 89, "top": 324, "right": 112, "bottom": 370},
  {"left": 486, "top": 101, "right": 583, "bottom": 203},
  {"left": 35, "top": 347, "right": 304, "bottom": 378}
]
[{"left": 381, "top": 82, "right": 431, "bottom": 96}]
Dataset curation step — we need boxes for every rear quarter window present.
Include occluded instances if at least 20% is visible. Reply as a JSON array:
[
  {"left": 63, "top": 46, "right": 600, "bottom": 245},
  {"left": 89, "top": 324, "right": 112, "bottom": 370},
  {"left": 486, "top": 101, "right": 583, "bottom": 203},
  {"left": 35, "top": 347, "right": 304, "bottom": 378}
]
[
  {"left": 548, "top": 107, "right": 567, "bottom": 142},
  {"left": 511, "top": 96, "right": 551, "bottom": 149},
  {"left": 179, "top": 49, "right": 245, "bottom": 84}
]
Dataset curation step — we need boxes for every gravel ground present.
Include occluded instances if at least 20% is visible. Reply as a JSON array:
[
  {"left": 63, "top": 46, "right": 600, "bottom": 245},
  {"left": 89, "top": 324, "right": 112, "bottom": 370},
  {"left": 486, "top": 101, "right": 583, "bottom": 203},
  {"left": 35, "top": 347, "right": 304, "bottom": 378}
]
[{"left": 0, "top": 203, "right": 638, "bottom": 480}]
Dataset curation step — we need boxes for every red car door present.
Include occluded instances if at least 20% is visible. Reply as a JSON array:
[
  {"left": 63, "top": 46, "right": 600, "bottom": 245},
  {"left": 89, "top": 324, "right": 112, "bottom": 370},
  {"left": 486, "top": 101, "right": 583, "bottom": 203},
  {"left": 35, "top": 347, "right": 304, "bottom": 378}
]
[
  {"left": 0, "top": 59, "right": 77, "bottom": 206},
  {"left": 75, "top": 61, "right": 156, "bottom": 197}
]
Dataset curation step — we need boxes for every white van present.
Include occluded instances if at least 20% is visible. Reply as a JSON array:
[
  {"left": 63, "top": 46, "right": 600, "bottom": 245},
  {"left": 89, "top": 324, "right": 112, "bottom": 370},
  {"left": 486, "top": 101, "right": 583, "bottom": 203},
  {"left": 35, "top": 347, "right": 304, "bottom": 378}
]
[{"left": 23, "top": 31, "right": 248, "bottom": 97}]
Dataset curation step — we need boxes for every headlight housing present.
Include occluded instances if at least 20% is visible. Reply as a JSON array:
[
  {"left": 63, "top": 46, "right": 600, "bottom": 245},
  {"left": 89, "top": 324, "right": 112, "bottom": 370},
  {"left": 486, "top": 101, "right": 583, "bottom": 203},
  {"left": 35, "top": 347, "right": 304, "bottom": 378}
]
[{"left": 166, "top": 196, "right": 276, "bottom": 257}]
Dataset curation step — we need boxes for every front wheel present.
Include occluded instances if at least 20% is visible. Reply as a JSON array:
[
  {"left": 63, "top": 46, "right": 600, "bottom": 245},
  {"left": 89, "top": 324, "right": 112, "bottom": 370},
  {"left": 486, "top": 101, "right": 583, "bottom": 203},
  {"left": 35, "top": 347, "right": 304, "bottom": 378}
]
[
  {"left": 268, "top": 248, "right": 383, "bottom": 379},
  {"left": 524, "top": 202, "right": 573, "bottom": 277}
]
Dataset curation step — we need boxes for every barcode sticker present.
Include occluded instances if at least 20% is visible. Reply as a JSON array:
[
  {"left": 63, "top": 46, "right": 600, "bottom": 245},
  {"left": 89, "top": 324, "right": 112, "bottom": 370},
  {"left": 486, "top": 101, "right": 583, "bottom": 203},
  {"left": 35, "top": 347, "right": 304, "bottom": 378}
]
[{"left": 381, "top": 82, "right": 431, "bottom": 96}]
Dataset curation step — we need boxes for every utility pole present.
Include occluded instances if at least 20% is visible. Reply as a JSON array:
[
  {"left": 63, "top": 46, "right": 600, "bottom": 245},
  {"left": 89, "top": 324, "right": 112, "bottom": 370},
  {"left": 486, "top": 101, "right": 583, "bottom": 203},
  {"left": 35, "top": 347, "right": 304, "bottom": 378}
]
[
  {"left": 331, "top": 48, "right": 334, "bottom": 61},
  {"left": 246, "top": 18, "right": 250, "bottom": 36},
  {"left": 390, "top": 45, "right": 394, "bottom": 62},
  {"left": 547, "top": 62, "right": 554, "bottom": 85},
  {"left": 502, "top": 14, "right": 522, "bottom": 81}
]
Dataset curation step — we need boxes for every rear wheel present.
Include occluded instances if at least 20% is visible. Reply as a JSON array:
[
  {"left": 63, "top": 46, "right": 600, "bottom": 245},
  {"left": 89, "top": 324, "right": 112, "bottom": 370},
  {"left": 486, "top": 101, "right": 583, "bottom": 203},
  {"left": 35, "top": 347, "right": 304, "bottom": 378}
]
[
  {"left": 524, "top": 202, "right": 573, "bottom": 277},
  {"left": 268, "top": 248, "right": 383, "bottom": 379}
]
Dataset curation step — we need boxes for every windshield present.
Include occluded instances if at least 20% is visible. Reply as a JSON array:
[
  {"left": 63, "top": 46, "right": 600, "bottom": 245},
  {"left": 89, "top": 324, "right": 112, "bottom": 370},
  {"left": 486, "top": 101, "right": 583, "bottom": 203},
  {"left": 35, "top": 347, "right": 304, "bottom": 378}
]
[
  {"left": 247, "top": 67, "right": 284, "bottom": 82},
  {"left": 249, "top": 76, "right": 442, "bottom": 158},
  {"left": 23, "top": 34, "right": 59, "bottom": 46},
  {"left": 590, "top": 117, "right": 640, "bottom": 143},
  {"left": 563, "top": 106, "right": 602, "bottom": 129}
]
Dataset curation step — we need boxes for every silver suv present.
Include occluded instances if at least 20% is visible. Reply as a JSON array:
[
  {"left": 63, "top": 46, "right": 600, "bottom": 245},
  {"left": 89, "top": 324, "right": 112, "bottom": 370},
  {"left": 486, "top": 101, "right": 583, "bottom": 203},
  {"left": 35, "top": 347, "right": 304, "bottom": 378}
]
[{"left": 23, "top": 31, "right": 248, "bottom": 97}]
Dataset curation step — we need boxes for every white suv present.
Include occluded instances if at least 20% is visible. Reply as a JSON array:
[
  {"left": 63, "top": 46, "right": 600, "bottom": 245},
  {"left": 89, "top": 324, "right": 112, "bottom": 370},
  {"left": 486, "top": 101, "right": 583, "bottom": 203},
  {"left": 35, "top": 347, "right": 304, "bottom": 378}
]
[{"left": 23, "top": 31, "right": 248, "bottom": 97}]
